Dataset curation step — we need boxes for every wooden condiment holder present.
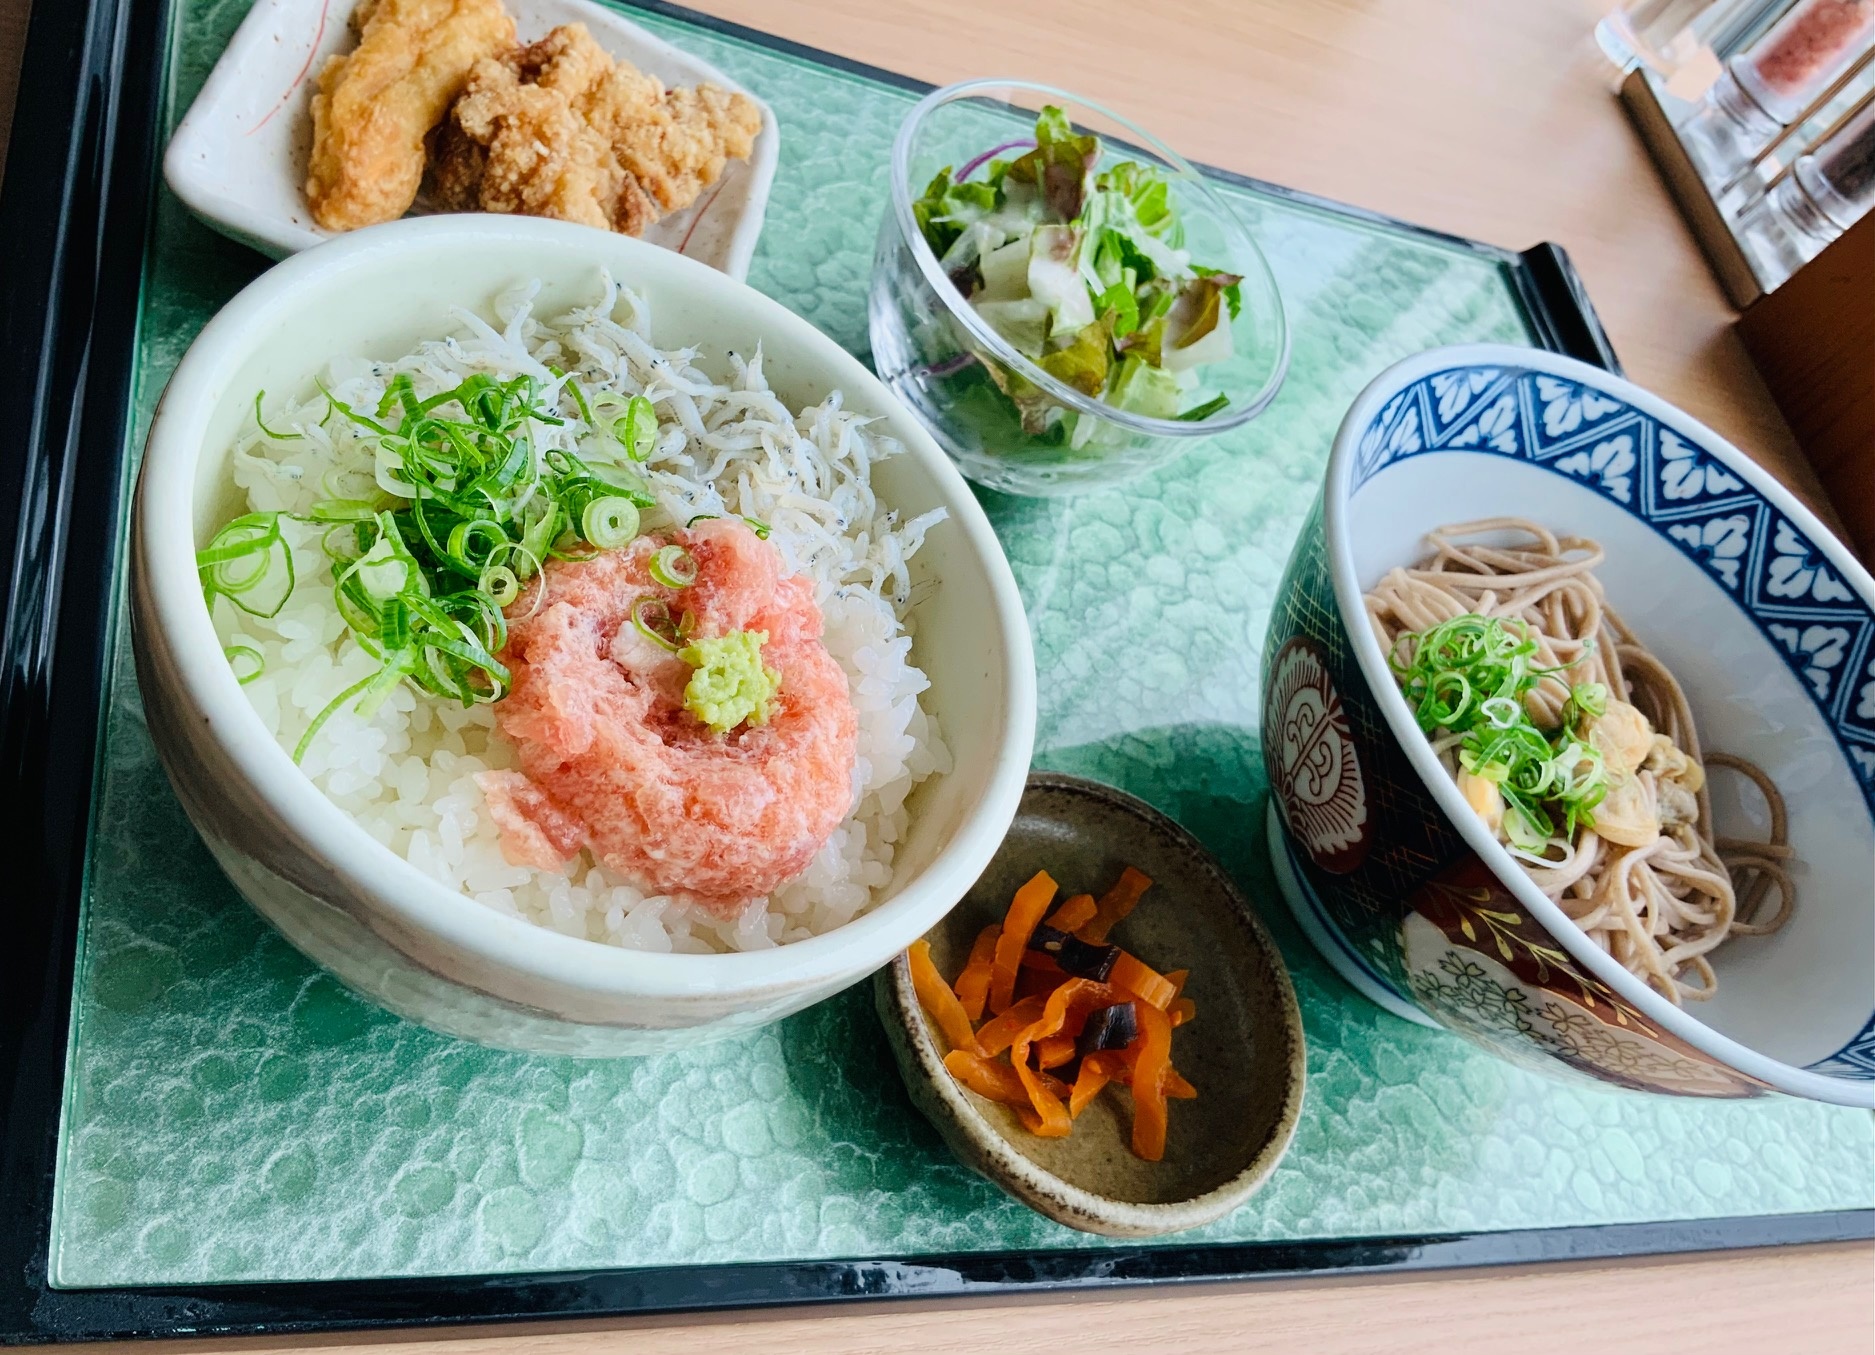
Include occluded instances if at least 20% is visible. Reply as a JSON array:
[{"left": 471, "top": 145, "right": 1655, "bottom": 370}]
[{"left": 1735, "top": 210, "right": 1875, "bottom": 564}]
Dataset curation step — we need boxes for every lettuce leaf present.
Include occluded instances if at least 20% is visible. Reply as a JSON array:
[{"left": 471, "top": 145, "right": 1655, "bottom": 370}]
[
  {"left": 1192, "top": 264, "right": 1244, "bottom": 320},
  {"left": 1003, "top": 105, "right": 1099, "bottom": 222},
  {"left": 975, "top": 298, "right": 1050, "bottom": 358},
  {"left": 1090, "top": 224, "right": 1157, "bottom": 291},
  {"left": 1093, "top": 278, "right": 1140, "bottom": 337},
  {"left": 1114, "top": 282, "right": 1180, "bottom": 366},
  {"left": 1109, "top": 353, "right": 1185, "bottom": 420},
  {"left": 1037, "top": 312, "right": 1115, "bottom": 397},
  {"left": 978, "top": 236, "right": 1033, "bottom": 301},
  {"left": 1027, "top": 225, "right": 1095, "bottom": 337},
  {"left": 1075, "top": 182, "right": 1189, "bottom": 282},
  {"left": 913, "top": 168, "right": 1001, "bottom": 259},
  {"left": 1096, "top": 160, "right": 1177, "bottom": 240},
  {"left": 1162, "top": 271, "right": 1242, "bottom": 371},
  {"left": 982, "top": 356, "right": 1057, "bottom": 435}
]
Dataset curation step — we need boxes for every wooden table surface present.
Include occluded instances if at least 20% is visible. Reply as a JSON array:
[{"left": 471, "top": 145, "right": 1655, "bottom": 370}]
[{"left": 1, "top": 0, "right": 1869, "bottom": 1350}]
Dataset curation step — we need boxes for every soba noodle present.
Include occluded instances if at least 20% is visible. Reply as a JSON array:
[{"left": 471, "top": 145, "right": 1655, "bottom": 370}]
[{"left": 1364, "top": 518, "right": 1793, "bottom": 1004}]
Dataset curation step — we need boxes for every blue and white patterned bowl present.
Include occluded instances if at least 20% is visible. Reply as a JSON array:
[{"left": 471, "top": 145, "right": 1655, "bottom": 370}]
[{"left": 1263, "top": 344, "right": 1874, "bottom": 1106}]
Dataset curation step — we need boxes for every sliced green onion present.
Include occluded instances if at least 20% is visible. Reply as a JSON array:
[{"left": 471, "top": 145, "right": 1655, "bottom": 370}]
[
  {"left": 1177, "top": 393, "right": 1229, "bottom": 422},
  {"left": 614, "top": 394, "right": 657, "bottom": 462},
  {"left": 212, "top": 367, "right": 672, "bottom": 760},
  {"left": 741, "top": 516, "right": 772, "bottom": 540},
  {"left": 198, "top": 513, "right": 296, "bottom": 619},
  {"left": 649, "top": 544, "right": 698, "bottom": 588},
  {"left": 480, "top": 565, "right": 521, "bottom": 608},
  {"left": 588, "top": 460, "right": 657, "bottom": 505},
  {"left": 318, "top": 380, "right": 395, "bottom": 436},
  {"left": 582, "top": 496, "right": 640, "bottom": 549},
  {"left": 293, "top": 670, "right": 382, "bottom": 764},
  {"left": 677, "top": 607, "right": 697, "bottom": 639},
  {"left": 1393, "top": 612, "right": 1609, "bottom": 851},
  {"left": 687, "top": 513, "right": 720, "bottom": 527},
  {"left": 375, "top": 373, "right": 420, "bottom": 422},
  {"left": 308, "top": 498, "right": 380, "bottom": 523},
  {"left": 519, "top": 503, "right": 564, "bottom": 574},
  {"left": 631, "top": 597, "right": 680, "bottom": 652},
  {"left": 446, "top": 518, "right": 512, "bottom": 573},
  {"left": 254, "top": 391, "right": 293, "bottom": 440},
  {"left": 546, "top": 533, "right": 600, "bottom": 565},
  {"left": 1478, "top": 695, "right": 1522, "bottom": 729},
  {"left": 320, "top": 521, "right": 369, "bottom": 566},
  {"left": 1561, "top": 680, "right": 1608, "bottom": 729},
  {"left": 225, "top": 645, "right": 265, "bottom": 683},
  {"left": 549, "top": 366, "right": 596, "bottom": 426},
  {"left": 1503, "top": 804, "right": 1550, "bottom": 853},
  {"left": 345, "top": 536, "right": 411, "bottom": 601}
]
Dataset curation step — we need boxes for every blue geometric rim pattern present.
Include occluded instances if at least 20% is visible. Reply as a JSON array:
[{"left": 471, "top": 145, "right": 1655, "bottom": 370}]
[{"left": 1352, "top": 365, "right": 1875, "bottom": 1080}]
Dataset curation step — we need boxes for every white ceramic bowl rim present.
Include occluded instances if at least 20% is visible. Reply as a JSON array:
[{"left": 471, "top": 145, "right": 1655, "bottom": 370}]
[
  {"left": 887, "top": 77, "right": 1291, "bottom": 438},
  {"left": 1325, "top": 342, "right": 1875, "bottom": 1109},
  {"left": 141, "top": 214, "right": 1037, "bottom": 1004}
]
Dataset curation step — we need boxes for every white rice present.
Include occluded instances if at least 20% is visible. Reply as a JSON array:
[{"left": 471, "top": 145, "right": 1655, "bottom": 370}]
[{"left": 211, "top": 275, "right": 950, "bottom": 953}]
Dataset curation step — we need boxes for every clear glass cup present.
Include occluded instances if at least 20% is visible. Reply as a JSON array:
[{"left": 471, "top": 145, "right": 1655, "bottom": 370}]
[{"left": 868, "top": 80, "right": 1289, "bottom": 498}]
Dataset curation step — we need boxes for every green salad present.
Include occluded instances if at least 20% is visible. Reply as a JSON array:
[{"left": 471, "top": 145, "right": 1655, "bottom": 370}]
[{"left": 912, "top": 105, "right": 1241, "bottom": 441}]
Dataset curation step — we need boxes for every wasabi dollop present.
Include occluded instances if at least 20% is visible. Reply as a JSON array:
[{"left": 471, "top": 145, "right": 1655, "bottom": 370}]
[{"left": 680, "top": 629, "right": 781, "bottom": 733}]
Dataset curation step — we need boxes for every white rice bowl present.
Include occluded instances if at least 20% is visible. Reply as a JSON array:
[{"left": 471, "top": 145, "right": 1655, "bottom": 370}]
[{"left": 210, "top": 277, "right": 951, "bottom": 954}]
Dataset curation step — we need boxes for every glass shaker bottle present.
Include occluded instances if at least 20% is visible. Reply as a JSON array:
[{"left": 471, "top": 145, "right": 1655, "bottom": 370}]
[
  {"left": 1598, "top": 0, "right": 1730, "bottom": 76},
  {"left": 1739, "top": 94, "right": 1875, "bottom": 268},
  {"left": 1683, "top": 0, "right": 1875, "bottom": 170}
]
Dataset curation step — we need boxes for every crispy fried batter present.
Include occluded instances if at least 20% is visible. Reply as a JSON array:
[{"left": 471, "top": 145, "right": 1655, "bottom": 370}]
[
  {"left": 306, "top": 0, "right": 515, "bottom": 231},
  {"left": 427, "top": 23, "right": 762, "bottom": 238},
  {"left": 429, "top": 52, "right": 627, "bottom": 231},
  {"left": 607, "top": 79, "right": 761, "bottom": 216}
]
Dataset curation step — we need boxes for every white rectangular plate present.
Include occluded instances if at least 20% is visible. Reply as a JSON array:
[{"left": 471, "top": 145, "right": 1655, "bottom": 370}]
[{"left": 163, "top": 0, "right": 779, "bottom": 278}]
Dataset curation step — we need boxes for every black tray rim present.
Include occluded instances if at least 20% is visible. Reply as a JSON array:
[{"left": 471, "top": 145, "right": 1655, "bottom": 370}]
[{"left": 0, "top": 0, "right": 1855, "bottom": 1344}]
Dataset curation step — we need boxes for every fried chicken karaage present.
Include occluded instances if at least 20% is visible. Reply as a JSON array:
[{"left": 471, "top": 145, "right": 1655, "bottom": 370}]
[
  {"left": 430, "top": 34, "right": 643, "bottom": 233},
  {"left": 428, "top": 23, "right": 762, "bottom": 238},
  {"left": 306, "top": 0, "right": 516, "bottom": 231}
]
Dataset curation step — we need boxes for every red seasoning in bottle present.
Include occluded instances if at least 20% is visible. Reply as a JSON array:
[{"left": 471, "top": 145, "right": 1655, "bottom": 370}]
[
  {"left": 1684, "top": 0, "right": 1875, "bottom": 171},
  {"left": 1738, "top": 0, "right": 1874, "bottom": 115}
]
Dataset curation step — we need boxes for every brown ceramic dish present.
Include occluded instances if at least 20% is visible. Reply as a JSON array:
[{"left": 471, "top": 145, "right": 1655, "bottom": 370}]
[{"left": 876, "top": 772, "right": 1306, "bottom": 1237}]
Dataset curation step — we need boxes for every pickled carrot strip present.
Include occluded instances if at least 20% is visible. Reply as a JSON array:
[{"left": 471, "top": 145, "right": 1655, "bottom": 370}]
[
  {"left": 943, "top": 1049, "right": 1032, "bottom": 1106},
  {"left": 1045, "top": 893, "right": 1097, "bottom": 932},
  {"left": 975, "top": 995, "right": 1047, "bottom": 1056},
  {"left": 1029, "top": 978, "right": 1130, "bottom": 1045},
  {"left": 1073, "top": 1050, "right": 1141, "bottom": 1113},
  {"left": 953, "top": 924, "right": 1002, "bottom": 1022},
  {"left": 1130, "top": 1001, "right": 1174, "bottom": 1161},
  {"left": 908, "top": 939, "right": 978, "bottom": 1054},
  {"left": 1103, "top": 1047, "right": 1136, "bottom": 1085},
  {"left": 1080, "top": 865, "right": 1151, "bottom": 943},
  {"left": 1069, "top": 1054, "right": 1115, "bottom": 1117},
  {"left": 1013, "top": 977, "right": 1132, "bottom": 1134},
  {"left": 1110, "top": 950, "right": 1176, "bottom": 1010},
  {"left": 1012, "top": 1027, "right": 1072, "bottom": 1137},
  {"left": 989, "top": 871, "right": 1058, "bottom": 1014},
  {"left": 930, "top": 863, "right": 1194, "bottom": 1161},
  {"left": 1034, "top": 1033, "right": 1078, "bottom": 1069}
]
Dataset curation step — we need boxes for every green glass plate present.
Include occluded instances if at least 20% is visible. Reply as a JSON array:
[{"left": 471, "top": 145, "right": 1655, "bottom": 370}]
[{"left": 48, "top": 0, "right": 1874, "bottom": 1288}]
